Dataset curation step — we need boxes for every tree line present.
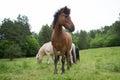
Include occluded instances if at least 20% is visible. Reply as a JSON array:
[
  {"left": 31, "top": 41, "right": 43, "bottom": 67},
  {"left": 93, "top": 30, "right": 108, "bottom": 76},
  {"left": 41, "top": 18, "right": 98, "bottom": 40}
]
[
  {"left": 0, "top": 14, "right": 120, "bottom": 60},
  {"left": 0, "top": 15, "right": 39, "bottom": 60}
]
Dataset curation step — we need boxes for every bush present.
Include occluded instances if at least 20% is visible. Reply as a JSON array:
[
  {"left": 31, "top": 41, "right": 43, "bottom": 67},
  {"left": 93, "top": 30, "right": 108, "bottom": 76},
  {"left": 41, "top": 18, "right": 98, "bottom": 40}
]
[
  {"left": 24, "top": 35, "right": 40, "bottom": 57},
  {"left": 0, "top": 40, "right": 12, "bottom": 58},
  {"left": 4, "top": 43, "right": 21, "bottom": 61},
  {"left": 104, "top": 35, "right": 120, "bottom": 47},
  {"left": 90, "top": 37, "right": 104, "bottom": 48}
]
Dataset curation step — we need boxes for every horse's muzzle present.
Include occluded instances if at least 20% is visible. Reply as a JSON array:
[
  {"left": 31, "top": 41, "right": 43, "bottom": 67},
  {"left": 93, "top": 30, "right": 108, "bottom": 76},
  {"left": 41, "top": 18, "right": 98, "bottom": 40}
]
[{"left": 68, "top": 26, "right": 75, "bottom": 32}]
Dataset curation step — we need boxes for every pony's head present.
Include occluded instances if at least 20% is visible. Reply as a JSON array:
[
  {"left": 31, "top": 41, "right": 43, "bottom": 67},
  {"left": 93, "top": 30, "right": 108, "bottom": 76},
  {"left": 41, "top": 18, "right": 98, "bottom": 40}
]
[
  {"left": 36, "top": 53, "right": 42, "bottom": 63},
  {"left": 52, "top": 6, "right": 75, "bottom": 32}
]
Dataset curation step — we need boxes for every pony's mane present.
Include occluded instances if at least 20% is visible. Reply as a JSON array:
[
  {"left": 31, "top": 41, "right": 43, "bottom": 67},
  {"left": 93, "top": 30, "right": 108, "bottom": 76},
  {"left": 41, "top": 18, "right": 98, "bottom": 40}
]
[{"left": 52, "top": 6, "right": 71, "bottom": 28}]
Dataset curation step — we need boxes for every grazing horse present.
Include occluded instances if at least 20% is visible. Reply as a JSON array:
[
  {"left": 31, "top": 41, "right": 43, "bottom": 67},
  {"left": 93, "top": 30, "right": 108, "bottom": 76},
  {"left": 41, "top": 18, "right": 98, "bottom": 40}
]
[
  {"left": 36, "top": 42, "right": 53, "bottom": 64},
  {"left": 51, "top": 6, "right": 75, "bottom": 74}
]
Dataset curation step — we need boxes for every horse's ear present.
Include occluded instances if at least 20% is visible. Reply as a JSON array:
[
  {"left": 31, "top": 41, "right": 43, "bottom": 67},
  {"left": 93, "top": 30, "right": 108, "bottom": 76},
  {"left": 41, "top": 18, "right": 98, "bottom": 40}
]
[
  {"left": 64, "top": 6, "right": 67, "bottom": 8},
  {"left": 62, "top": 6, "right": 70, "bottom": 15}
]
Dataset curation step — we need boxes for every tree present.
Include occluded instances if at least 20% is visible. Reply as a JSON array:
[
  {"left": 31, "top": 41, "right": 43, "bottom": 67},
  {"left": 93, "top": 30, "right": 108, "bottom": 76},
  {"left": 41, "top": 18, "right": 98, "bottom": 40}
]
[
  {"left": 88, "top": 30, "right": 95, "bottom": 39},
  {"left": 90, "top": 36, "right": 104, "bottom": 48},
  {"left": 38, "top": 24, "right": 52, "bottom": 46},
  {"left": 0, "top": 15, "right": 33, "bottom": 58},
  {"left": 78, "top": 30, "right": 88, "bottom": 49},
  {"left": 4, "top": 43, "right": 21, "bottom": 61},
  {"left": 71, "top": 31, "right": 79, "bottom": 47},
  {"left": 25, "top": 35, "right": 40, "bottom": 57},
  {"left": 111, "top": 21, "right": 120, "bottom": 36},
  {"left": 0, "top": 40, "right": 10, "bottom": 58}
]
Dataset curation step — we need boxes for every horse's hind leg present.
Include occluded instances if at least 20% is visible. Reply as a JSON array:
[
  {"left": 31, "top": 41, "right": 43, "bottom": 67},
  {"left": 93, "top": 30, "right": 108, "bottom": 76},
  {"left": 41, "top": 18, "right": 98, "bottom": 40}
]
[{"left": 66, "top": 51, "right": 71, "bottom": 70}]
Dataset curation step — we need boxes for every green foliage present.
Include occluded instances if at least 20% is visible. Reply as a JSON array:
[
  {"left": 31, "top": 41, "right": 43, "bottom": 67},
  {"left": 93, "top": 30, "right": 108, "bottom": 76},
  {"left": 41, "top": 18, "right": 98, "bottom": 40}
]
[
  {"left": 88, "top": 30, "right": 95, "bottom": 39},
  {"left": 0, "top": 15, "right": 39, "bottom": 59},
  {"left": 25, "top": 35, "right": 40, "bottom": 57},
  {"left": 104, "top": 35, "right": 120, "bottom": 47},
  {"left": 38, "top": 24, "right": 52, "bottom": 46},
  {"left": 72, "top": 30, "right": 88, "bottom": 50},
  {"left": 84, "top": 20, "right": 120, "bottom": 48},
  {"left": 0, "top": 40, "right": 21, "bottom": 60},
  {"left": 0, "top": 16, "right": 31, "bottom": 46},
  {"left": 71, "top": 32, "right": 79, "bottom": 47},
  {"left": 76, "top": 30, "right": 89, "bottom": 49},
  {"left": 0, "top": 40, "right": 10, "bottom": 58},
  {"left": 111, "top": 21, "right": 120, "bottom": 36},
  {"left": 4, "top": 43, "right": 21, "bottom": 61},
  {"left": 0, "top": 39, "right": 21, "bottom": 60},
  {"left": 72, "top": 22, "right": 120, "bottom": 49},
  {"left": 90, "top": 36, "right": 104, "bottom": 48}
]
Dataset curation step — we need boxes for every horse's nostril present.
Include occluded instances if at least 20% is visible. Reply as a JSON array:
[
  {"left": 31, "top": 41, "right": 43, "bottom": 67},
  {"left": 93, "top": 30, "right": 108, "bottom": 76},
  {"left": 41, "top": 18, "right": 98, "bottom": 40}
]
[{"left": 68, "top": 26, "right": 75, "bottom": 32}]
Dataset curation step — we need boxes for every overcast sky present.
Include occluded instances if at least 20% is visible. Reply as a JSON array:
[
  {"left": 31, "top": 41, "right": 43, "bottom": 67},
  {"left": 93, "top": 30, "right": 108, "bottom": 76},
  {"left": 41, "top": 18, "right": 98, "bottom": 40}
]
[{"left": 0, "top": 0, "right": 120, "bottom": 33}]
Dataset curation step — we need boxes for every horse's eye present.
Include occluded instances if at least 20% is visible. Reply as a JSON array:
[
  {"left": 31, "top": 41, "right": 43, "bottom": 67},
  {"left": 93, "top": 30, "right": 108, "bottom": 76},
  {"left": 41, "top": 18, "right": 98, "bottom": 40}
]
[{"left": 65, "top": 16, "right": 68, "bottom": 18}]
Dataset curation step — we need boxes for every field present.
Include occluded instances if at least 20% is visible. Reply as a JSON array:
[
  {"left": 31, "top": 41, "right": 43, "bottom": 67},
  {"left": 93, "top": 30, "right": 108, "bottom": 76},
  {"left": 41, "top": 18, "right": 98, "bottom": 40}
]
[{"left": 0, "top": 47, "right": 120, "bottom": 80}]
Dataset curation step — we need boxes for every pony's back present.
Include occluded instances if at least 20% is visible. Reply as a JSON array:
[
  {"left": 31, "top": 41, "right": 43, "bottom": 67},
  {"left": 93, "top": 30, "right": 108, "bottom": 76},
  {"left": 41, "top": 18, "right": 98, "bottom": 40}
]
[{"left": 43, "top": 42, "right": 53, "bottom": 54}]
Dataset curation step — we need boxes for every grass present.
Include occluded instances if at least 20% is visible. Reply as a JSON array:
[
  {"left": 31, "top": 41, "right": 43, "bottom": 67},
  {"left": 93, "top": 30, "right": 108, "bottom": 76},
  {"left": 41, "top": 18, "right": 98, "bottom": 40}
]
[{"left": 0, "top": 46, "right": 120, "bottom": 80}]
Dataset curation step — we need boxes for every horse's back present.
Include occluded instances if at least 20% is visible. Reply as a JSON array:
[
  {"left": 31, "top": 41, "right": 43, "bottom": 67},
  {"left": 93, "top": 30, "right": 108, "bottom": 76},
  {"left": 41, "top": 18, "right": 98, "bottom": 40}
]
[{"left": 43, "top": 42, "right": 53, "bottom": 54}]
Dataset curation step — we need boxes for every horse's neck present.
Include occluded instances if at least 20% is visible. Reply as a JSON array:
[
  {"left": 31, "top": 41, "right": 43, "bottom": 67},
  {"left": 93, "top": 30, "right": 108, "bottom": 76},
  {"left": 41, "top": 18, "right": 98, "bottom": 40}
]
[
  {"left": 53, "top": 25, "right": 64, "bottom": 35},
  {"left": 39, "top": 47, "right": 45, "bottom": 56}
]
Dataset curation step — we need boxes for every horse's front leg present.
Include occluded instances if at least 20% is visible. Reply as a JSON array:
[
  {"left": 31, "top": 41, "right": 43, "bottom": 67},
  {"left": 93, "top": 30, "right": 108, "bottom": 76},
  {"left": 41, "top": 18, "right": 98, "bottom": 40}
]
[
  {"left": 46, "top": 53, "right": 50, "bottom": 64},
  {"left": 61, "top": 53, "right": 65, "bottom": 74},
  {"left": 53, "top": 49, "right": 58, "bottom": 74},
  {"left": 54, "top": 55, "right": 59, "bottom": 74}
]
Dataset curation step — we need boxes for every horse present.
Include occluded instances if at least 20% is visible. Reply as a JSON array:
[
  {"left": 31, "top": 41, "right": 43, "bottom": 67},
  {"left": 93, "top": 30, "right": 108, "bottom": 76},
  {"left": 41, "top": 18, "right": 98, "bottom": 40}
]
[
  {"left": 36, "top": 42, "right": 76, "bottom": 64},
  {"left": 36, "top": 42, "right": 54, "bottom": 64},
  {"left": 71, "top": 45, "right": 80, "bottom": 62},
  {"left": 75, "top": 47, "right": 80, "bottom": 61},
  {"left": 71, "top": 43, "right": 76, "bottom": 63},
  {"left": 51, "top": 6, "right": 75, "bottom": 74}
]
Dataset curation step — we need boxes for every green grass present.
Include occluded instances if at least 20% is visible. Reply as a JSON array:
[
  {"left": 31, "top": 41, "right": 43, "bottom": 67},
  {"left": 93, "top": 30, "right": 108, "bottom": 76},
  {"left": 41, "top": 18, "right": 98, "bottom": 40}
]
[{"left": 0, "top": 47, "right": 120, "bottom": 80}]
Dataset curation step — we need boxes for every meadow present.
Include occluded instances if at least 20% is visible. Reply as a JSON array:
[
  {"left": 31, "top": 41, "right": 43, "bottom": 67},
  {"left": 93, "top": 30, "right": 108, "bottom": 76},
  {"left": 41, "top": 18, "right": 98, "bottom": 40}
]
[{"left": 0, "top": 47, "right": 120, "bottom": 80}]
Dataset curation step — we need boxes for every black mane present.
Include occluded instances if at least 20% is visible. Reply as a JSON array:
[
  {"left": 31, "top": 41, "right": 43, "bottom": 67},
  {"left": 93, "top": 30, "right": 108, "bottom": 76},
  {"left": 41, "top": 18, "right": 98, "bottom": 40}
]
[{"left": 52, "top": 6, "right": 70, "bottom": 28}]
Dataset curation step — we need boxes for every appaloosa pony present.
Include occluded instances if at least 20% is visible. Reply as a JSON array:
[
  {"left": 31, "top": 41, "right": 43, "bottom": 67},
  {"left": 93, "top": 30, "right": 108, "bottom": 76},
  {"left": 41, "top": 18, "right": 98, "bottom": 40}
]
[
  {"left": 51, "top": 6, "right": 75, "bottom": 74},
  {"left": 36, "top": 42, "right": 54, "bottom": 64}
]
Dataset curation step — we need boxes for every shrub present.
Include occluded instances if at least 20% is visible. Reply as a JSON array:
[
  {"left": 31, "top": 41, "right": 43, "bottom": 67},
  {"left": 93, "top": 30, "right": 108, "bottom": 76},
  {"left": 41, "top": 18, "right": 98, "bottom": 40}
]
[
  {"left": 104, "top": 35, "right": 120, "bottom": 47},
  {"left": 24, "top": 35, "right": 40, "bottom": 57},
  {"left": 4, "top": 43, "right": 21, "bottom": 61},
  {"left": 0, "top": 40, "right": 12, "bottom": 58},
  {"left": 90, "top": 37, "right": 104, "bottom": 48}
]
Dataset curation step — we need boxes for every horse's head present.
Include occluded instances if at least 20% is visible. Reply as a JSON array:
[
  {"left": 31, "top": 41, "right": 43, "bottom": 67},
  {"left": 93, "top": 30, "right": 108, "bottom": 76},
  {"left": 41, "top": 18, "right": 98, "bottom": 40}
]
[
  {"left": 36, "top": 54, "right": 42, "bottom": 63},
  {"left": 53, "top": 6, "right": 75, "bottom": 32}
]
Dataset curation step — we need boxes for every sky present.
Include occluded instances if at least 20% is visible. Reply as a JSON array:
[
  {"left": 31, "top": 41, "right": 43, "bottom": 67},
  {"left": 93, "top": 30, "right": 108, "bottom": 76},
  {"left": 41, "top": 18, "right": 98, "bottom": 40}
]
[{"left": 0, "top": 0, "right": 120, "bottom": 33}]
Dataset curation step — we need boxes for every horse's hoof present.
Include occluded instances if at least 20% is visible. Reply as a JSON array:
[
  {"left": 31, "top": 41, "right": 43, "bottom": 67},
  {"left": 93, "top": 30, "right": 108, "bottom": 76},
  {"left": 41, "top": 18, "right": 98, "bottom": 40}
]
[
  {"left": 61, "top": 71, "right": 65, "bottom": 74},
  {"left": 67, "top": 66, "right": 70, "bottom": 70},
  {"left": 54, "top": 71, "right": 57, "bottom": 74},
  {"left": 54, "top": 72, "right": 57, "bottom": 74}
]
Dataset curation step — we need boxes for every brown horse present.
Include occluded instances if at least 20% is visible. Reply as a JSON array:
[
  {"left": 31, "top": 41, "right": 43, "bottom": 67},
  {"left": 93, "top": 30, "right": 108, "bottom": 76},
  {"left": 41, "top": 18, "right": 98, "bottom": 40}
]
[{"left": 51, "top": 6, "right": 75, "bottom": 74}]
